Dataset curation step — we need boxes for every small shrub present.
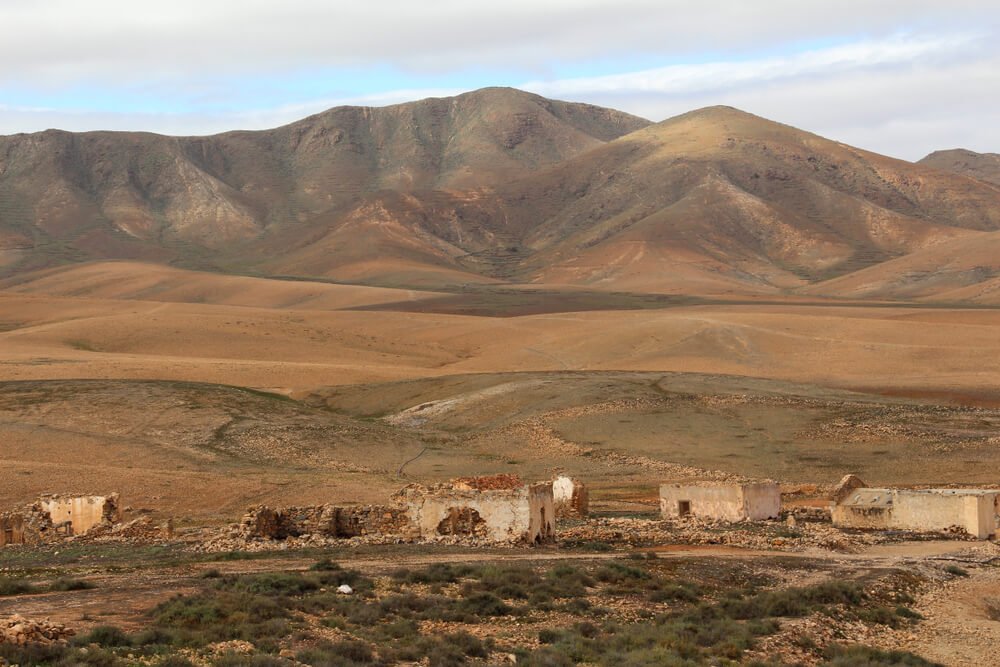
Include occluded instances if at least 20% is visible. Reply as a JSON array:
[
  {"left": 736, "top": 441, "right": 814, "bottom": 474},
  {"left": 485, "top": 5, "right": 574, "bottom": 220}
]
[
  {"left": 200, "top": 568, "right": 222, "bottom": 579},
  {"left": 895, "top": 605, "right": 923, "bottom": 620},
  {"left": 79, "top": 625, "right": 131, "bottom": 648},
  {"left": 594, "top": 562, "right": 648, "bottom": 584},
  {"left": 310, "top": 558, "right": 342, "bottom": 572},
  {"left": 156, "top": 656, "right": 197, "bottom": 667},
  {"left": 457, "top": 592, "right": 512, "bottom": 618},
  {"left": 0, "top": 576, "right": 36, "bottom": 596},
  {"left": 943, "top": 565, "right": 969, "bottom": 577},
  {"left": 821, "top": 643, "right": 939, "bottom": 666},
  {"left": 50, "top": 577, "right": 96, "bottom": 591}
]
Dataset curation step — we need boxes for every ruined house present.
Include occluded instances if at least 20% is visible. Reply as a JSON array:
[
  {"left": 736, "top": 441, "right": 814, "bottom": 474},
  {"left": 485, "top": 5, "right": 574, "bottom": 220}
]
[
  {"left": 830, "top": 475, "right": 1000, "bottom": 539},
  {"left": 660, "top": 482, "right": 781, "bottom": 522},
  {"left": 240, "top": 504, "right": 413, "bottom": 540},
  {"left": 552, "top": 475, "right": 589, "bottom": 518},
  {"left": 39, "top": 494, "right": 122, "bottom": 537},
  {"left": 1, "top": 502, "right": 59, "bottom": 547},
  {"left": 397, "top": 474, "right": 556, "bottom": 544}
]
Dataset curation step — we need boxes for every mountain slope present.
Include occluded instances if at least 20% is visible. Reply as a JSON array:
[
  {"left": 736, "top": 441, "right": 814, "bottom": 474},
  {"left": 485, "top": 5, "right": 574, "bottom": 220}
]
[
  {"left": 491, "top": 106, "right": 1000, "bottom": 294},
  {"left": 0, "top": 88, "right": 649, "bottom": 276},
  {"left": 919, "top": 149, "right": 1000, "bottom": 187},
  {"left": 3, "top": 93, "right": 1000, "bottom": 300}
]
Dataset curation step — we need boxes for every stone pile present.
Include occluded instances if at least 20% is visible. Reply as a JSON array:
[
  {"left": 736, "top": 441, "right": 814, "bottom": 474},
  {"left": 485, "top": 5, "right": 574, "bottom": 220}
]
[
  {"left": 0, "top": 615, "right": 73, "bottom": 645},
  {"left": 558, "top": 516, "right": 889, "bottom": 552}
]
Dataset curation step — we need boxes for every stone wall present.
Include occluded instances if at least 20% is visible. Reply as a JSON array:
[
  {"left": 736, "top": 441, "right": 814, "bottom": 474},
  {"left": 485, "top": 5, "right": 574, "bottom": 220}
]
[
  {"left": 831, "top": 481, "right": 1000, "bottom": 539},
  {"left": 398, "top": 479, "right": 556, "bottom": 545},
  {"left": 239, "top": 505, "right": 412, "bottom": 540},
  {"left": 660, "top": 482, "right": 781, "bottom": 522},
  {"left": 39, "top": 494, "right": 121, "bottom": 536},
  {"left": 0, "top": 504, "right": 54, "bottom": 547},
  {"left": 552, "top": 476, "right": 589, "bottom": 518}
]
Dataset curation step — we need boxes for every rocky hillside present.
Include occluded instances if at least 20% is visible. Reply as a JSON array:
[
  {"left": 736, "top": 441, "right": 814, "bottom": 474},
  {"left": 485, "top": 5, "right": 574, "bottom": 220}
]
[
  {"left": 919, "top": 149, "right": 1000, "bottom": 187},
  {"left": 3, "top": 89, "right": 1000, "bottom": 300}
]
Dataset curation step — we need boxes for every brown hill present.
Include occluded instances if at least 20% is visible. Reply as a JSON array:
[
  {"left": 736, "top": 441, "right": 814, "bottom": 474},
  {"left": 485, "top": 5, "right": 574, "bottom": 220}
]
[
  {"left": 4, "top": 92, "right": 1000, "bottom": 300},
  {"left": 0, "top": 88, "right": 648, "bottom": 277},
  {"left": 492, "top": 106, "right": 1000, "bottom": 294},
  {"left": 919, "top": 149, "right": 1000, "bottom": 186}
]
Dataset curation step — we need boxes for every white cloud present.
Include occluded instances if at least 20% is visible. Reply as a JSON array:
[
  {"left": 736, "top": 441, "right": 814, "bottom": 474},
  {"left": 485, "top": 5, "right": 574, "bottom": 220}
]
[
  {"left": 0, "top": 2, "right": 999, "bottom": 159},
  {"left": 0, "top": 1, "right": 996, "bottom": 86}
]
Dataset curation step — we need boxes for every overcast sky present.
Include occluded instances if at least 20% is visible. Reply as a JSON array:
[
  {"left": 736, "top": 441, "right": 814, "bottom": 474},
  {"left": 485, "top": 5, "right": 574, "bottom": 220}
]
[{"left": 1, "top": 1, "right": 998, "bottom": 160}]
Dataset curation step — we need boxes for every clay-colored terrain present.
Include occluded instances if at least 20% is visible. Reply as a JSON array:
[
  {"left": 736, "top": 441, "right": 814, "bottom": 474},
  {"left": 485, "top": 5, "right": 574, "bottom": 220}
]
[{"left": 2, "top": 89, "right": 1000, "bottom": 664}]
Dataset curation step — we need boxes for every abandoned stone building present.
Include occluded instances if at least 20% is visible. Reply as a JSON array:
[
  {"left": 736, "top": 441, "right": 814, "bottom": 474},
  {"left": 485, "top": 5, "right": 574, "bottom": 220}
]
[
  {"left": 39, "top": 494, "right": 122, "bottom": 537},
  {"left": 552, "top": 475, "right": 589, "bottom": 518},
  {"left": 830, "top": 475, "right": 1000, "bottom": 539},
  {"left": 660, "top": 481, "right": 781, "bottom": 522},
  {"left": 397, "top": 475, "right": 556, "bottom": 544},
  {"left": 1, "top": 494, "right": 122, "bottom": 547}
]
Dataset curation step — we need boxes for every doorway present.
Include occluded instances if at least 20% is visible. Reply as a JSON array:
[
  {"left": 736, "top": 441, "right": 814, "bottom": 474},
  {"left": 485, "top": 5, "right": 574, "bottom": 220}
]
[{"left": 677, "top": 500, "right": 692, "bottom": 517}]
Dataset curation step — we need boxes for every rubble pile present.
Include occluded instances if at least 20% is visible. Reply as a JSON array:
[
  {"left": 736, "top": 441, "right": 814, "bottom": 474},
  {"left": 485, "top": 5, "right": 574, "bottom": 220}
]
[
  {"left": 0, "top": 504, "right": 55, "bottom": 547},
  {"left": 558, "top": 515, "right": 889, "bottom": 552},
  {"left": 0, "top": 615, "right": 74, "bottom": 645},
  {"left": 76, "top": 516, "right": 174, "bottom": 544},
  {"left": 238, "top": 504, "right": 412, "bottom": 541}
]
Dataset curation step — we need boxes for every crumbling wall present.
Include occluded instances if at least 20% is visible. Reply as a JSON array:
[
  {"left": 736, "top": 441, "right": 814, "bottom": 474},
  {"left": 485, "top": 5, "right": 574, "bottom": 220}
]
[
  {"left": 660, "top": 482, "right": 780, "bottom": 522},
  {"left": 831, "top": 474, "right": 866, "bottom": 504},
  {"left": 240, "top": 505, "right": 411, "bottom": 540},
  {"left": 831, "top": 504, "right": 893, "bottom": 530},
  {"left": 0, "top": 505, "right": 54, "bottom": 547},
  {"left": 39, "top": 494, "right": 121, "bottom": 536},
  {"left": 552, "top": 476, "right": 589, "bottom": 518},
  {"left": 398, "top": 479, "right": 556, "bottom": 544},
  {"left": 0, "top": 513, "right": 26, "bottom": 547},
  {"left": 528, "top": 482, "right": 556, "bottom": 544}
]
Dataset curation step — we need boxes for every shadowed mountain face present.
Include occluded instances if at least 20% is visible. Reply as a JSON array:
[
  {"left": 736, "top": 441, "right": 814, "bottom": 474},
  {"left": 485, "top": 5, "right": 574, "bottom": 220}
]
[
  {"left": 2, "top": 89, "right": 1000, "bottom": 300},
  {"left": 919, "top": 149, "right": 1000, "bottom": 187},
  {"left": 0, "top": 88, "right": 648, "bottom": 277}
]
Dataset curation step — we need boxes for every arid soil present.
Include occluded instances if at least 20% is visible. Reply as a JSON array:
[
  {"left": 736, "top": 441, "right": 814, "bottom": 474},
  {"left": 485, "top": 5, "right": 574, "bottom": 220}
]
[{"left": 2, "top": 255, "right": 1000, "bottom": 664}]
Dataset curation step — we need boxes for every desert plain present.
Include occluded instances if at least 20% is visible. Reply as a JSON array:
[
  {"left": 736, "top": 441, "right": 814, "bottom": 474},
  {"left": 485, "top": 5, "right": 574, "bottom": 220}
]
[{"left": 2, "top": 89, "right": 1000, "bottom": 665}]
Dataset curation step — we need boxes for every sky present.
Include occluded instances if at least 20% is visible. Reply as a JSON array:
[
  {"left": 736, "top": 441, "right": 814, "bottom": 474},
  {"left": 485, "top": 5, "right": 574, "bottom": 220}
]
[{"left": 1, "top": 1, "right": 998, "bottom": 160}]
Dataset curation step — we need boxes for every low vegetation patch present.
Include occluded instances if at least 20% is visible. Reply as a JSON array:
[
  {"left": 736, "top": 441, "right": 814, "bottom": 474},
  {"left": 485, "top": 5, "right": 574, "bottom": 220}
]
[{"left": 0, "top": 558, "right": 936, "bottom": 666}]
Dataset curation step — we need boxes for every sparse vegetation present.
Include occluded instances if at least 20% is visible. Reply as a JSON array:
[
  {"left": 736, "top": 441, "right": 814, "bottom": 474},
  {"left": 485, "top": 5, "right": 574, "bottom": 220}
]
[
  {"left": 0, "top": 557, "right": 934, "bottom": 666},
  {"left": 0, "top": 576, "right": 36, "bottom": 596}
]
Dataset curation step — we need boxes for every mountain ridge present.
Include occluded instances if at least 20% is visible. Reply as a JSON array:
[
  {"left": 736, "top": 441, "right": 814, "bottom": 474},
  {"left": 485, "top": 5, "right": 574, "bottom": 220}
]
[{"left": 2, "top": 87, "right": 1000, "bottom": 301}]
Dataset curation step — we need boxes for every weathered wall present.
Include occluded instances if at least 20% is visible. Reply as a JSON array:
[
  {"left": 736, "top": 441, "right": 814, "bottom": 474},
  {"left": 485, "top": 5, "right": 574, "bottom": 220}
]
[
  {"left": 402, "top": 482, "right": 555, "bottom": 544},
  {"left": 659, "top": 483, "right": 780, "bottom": 522},
  {"left": 0, "top": 514, "right": 25, "bottom": 546},
  {"left": 40, "top": 495, "right": 121, "bottom": 536},
  {"left": 0, "top": 505, "right": 54, "bottom": 547},
  {"left": 528, "top": 482, "right": 556, "bottom": 543},
  {"left": 832, "top": 488, "right": 1000, "bottom": 539},
  {"left": 552, "top": 476, "right": 589, "bottom": 518},
  {"left": 240, "top": 505, "right": 411, "bottom": 540},
  {"left": 830, "top": 504, "right": 893, "bottom": 530},
  {"left": 742, "top": 483, "right": 782, "bottom": 520},
  {"left": 893, "top": 491, "right": 998, "bottom": 539}
]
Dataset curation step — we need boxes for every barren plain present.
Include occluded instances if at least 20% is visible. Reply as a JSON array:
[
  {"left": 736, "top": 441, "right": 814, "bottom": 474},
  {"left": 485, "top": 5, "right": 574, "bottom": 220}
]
[{"left": 3, "top": 90, "right": 1000, "bottom": 665}]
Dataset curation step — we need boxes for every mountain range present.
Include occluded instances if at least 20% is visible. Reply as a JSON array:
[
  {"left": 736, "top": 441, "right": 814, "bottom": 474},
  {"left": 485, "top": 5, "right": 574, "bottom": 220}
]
[{"left": 2, "top": 87, "right": 999, "bottom": 301}]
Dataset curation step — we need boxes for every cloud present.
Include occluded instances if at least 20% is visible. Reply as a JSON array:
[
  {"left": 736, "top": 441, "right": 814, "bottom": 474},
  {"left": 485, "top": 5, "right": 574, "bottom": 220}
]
[
  {"left": 1, "top": 1, "right": 999, "bottom": 159},
  {"left": 1, "top": 0, "right": 996, "bottom": 86}
]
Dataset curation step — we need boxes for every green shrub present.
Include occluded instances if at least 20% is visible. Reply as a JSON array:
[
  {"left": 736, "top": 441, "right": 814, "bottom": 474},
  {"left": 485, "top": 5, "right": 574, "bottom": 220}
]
[
  {"left": 943, "top": 565, "right": 969, "bottom": 577},
  {"left": 821, "top": 644, "right": 940, "bottom": 666},
  {"left": 78, "top": 625, "right": 131, "bottom": 648},
  {"left": 0, "top": 576, "right": 36, "bottom": 596},
  {"left": 49, "top": 577, "right": 95, "bottom": 591},
  {"left": 310, "top": 558, "right": 342, "bottom": 572}
]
